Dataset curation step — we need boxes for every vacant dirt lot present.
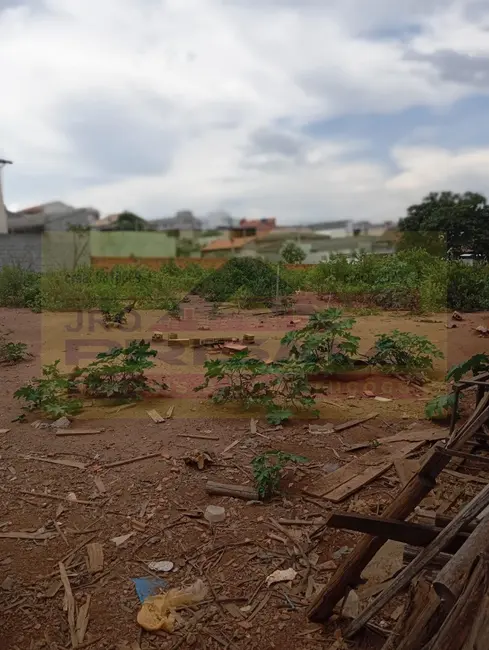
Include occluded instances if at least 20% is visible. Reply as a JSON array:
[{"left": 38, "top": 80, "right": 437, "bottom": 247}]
[{"left": 1, "top": 305, "right": 488, "bottom": 649}]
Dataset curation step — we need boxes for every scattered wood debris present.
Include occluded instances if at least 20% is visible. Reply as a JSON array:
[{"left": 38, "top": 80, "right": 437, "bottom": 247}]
[
  {"left": 54, "top": 429, "right": 105, "bottom": 436},
  {"left": 178, "top": 432, "right": 220, "bottom": 441},
  {"left": 309, "top": 413, "right": 378, "bottom": 435},
  {"left": 111, "top": 532, "right": 135, "bottom": 547},
  {"left": 59, "top": 561, "right": 78, "bottom": 648},
  {"left": 86, "top": 543, "right": 104, "bottom": 574},
  {"left": 93, "top": 476, "right": 107, "bottom": 495},
  {"left": 0, "top": 530, "right": 57, "bottom": 540},
  {"left": 104, "top": 453, "right": 161, "bottom": 469},
  {"left": 22, "top": 455, "right": 86, "bottom": 469},
  {"left": 147, "top": 409, "right": 165, "bottom": 423},
  {"left": 304, "top": 431, "right": 446, "bottom": 501}
]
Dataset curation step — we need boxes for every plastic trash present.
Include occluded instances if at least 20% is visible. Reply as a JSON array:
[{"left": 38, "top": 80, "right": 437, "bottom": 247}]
[
  {"left": 132, "top": 577, "right": 168, "bottom": 602},
  {"left": 137, "top": 579, "right": 207, "bottom": 632}
]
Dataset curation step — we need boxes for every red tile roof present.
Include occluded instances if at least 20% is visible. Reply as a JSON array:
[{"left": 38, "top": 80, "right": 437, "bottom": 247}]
[
  {"left": 239, "top": 218, "right": 276, "bottom": 230},
  {"left": 202, "top": 236, "right": 256, "bottom": 252}
]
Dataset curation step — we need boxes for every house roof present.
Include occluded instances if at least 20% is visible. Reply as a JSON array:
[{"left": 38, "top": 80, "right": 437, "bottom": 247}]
[
  {"left": 308, "top": 220, "right": 353, "bottom": 230},
  {"left": 239, "top": 218, "right": 276, "bottom": 230},
  {"left": 202, "top": 236, "right": 256, "bottom": 252},
  {"left": 153, "top": 213, "right": 203, "bottom": 230},
  {"left": 8, "top": 208, "right": 97, "bottom": 233}
]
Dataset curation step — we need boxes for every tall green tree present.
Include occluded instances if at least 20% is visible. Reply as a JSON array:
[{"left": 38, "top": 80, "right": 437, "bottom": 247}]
[
  {"left": 114, "top": 211, "right": 149, "bottom": 231},
  {"left": 281, "top": 241, "right": 306, "bottom": 264},
  {"left": 398, "top": 192, "right": 489, "bottom": 259}
]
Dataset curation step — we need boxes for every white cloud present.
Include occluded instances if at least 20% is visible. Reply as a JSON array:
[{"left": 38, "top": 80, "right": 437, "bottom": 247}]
[{"left": 1, "top": 0, "right": 489, "bottom": 222}]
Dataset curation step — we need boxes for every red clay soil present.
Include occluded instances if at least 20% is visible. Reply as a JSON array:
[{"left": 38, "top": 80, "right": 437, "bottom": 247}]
[{"left": 0, "top": 305, "right": 488, "bottom": 649}]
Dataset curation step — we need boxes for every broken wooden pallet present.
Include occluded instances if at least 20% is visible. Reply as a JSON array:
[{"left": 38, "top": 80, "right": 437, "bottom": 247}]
[{"left": 303, "top": 428, "right": 448, "bottom": 502}]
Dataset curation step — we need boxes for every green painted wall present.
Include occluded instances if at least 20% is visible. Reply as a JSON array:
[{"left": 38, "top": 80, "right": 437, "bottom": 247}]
[
  {"left": 90, "top": 231, "right": 176, "bottom": 258},
  {"left": 41, "top": 231, "right": 90, "bottom": 270}
]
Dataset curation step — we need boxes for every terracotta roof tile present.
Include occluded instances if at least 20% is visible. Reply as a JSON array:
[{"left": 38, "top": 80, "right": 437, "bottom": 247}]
[{"left": 202, "top": 236, "right": 257, "bottom": 252}]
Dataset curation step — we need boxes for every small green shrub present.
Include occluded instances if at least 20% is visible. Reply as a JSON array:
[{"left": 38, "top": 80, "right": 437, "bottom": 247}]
[
  {"left": 14, "top": 360, "right": 83, "bottom": 419},
  {"left": 194, "top": 351, "right": 318, "bottom": 424},
  {"left": 252, "top": 451, "right": 308, "bottom": 500},
  {"left": 425, "top": 393, "right": 456, "bottom": 420},
  {"left": 281, "top": 308, "right": 360, "bottom": 375},
  {"left": 0, "top": 330, "right": 31, "bottom": 365},
  {"left": 81, "top": 340, "right": 167, "bottom": 398},
  {"left": 368, "top": 330, "right": 443, "bottom": 377}
]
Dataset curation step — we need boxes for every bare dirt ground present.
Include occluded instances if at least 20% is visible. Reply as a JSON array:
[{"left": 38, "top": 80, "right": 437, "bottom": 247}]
[{"left": 1, "top": 302, "right": 488, "bottom": 649}]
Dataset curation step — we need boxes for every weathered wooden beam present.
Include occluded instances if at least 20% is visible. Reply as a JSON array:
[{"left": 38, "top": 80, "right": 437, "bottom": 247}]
[
  {"left": 307, "top": 448, "right": 449, "bottom": 623},
  {"left": 427, "top": 555, "right": 489, "bottom": 650},
  {"left": 434, "top": 512, "right": 489, "bottom": 612},
  {"left": 344, "top": 483, "right": 489, "bottom": 638},
  {"left": 206, "top": 481, "right": 258, "bottom": 501},
  {"left": 438, "top": 447, "right": 489, "bottom": 467},
  {"left": 326, "top": 512, "right": 469, "bottom": 554}
]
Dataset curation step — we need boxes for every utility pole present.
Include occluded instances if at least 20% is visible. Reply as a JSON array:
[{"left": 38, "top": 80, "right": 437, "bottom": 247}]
[{"left": 0, "top": 159, "right": 13, "bottom": 234}]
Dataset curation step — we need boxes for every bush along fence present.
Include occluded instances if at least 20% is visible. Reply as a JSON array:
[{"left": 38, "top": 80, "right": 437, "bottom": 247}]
[{"left": 1, "top": 250, "right": 489, "bottom": 312}]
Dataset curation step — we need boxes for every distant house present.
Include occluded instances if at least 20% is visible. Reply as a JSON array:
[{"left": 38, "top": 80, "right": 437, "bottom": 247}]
[
  {"left": 239, "top": 218, "right": 276, "bottom": 232},
  {"left": 201, "top": 230, "right": 397, "bottom": 263},
  {"left": 308, "top": 220, "right": 354, "bottom": 238},
  {"left": 7, "top": 201, "right": 99, "bottom": 233},
  {"left": 307, "top": 220, "right": 395, "bottom": 239},
  {"left": 152, "top": 211, "right": 203, "bottom": 239},
  {"left": 91, "top": 213, "right": 123, "bottom": 230},
  {"left": 201, "top": 236, "right": 258, "bottom": 259}
]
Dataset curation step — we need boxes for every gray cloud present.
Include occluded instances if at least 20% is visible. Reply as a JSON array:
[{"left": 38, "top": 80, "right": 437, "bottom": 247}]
[
  {"left": 241, "top": 125, "right": 305, "bottom": 172},
  {"left": 465, "top": 1, "right": 489, "bottom": 22},
  {"left": 248, "top": 126, "right": 303, "bottom": 157},
  {"left": 408, "top": 50, "right": 489, "bottom": 88},
  {"left": 60, "top": 94, "right": 177, "bottom": 181}
]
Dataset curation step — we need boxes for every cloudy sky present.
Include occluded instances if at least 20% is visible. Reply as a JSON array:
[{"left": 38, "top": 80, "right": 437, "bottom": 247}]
[{"left": 1, "top": 0, "right": 489, "bottom": 223}]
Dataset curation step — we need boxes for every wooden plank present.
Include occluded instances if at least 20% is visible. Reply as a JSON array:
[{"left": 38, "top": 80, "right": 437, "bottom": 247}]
[
  {"left": 59, "top": 561, "right": 78, "bottom": 648},
  {"left": 86, "top": 543, "right": 104, "bottom": 574},
  {"left": 22, "top": 456, "right": 86, "bottom": 470},
  {"left": 147, "top": 410, "right": 165, "bottom": 423},
  {"left": 75, "top": 595, "right": 91, "bottom": 645},
  {"left": 177, "top": 433, "right": 220, "bottom": 441},
  {"left": 20, "top": 489, "right": 98, "bottom": 506},
  {"left": 334, "top": 414, "right": 378, "bottom": 433},
  {"left": 104, "top": 453, "right": 160, "bottom": 469},
  {"left": 345, "top": 482, "right": 489, "bottom": 638},
  {"left": 394, "top": 457, "right": 420, "bottom": 486},
  {"left": 324, "top": 462, "right": 392, "bottom": 502},
  {"left": 444, "top": 469, "right": 489, "bottom": 485},
  {"left": 0, "top": 531, "right": 57, "bottom": 540},
  {"left": 54, "top": 429, "right": 104, "bottom": 436},
  {"left": 305, "top": 437, "right": 436, "bottom": 500},
  {"left": 441, "top": 448, "right": 489, "bottom": 467},
  {"left": 327, "top": 512, "right": 469, "bottom": 553}
]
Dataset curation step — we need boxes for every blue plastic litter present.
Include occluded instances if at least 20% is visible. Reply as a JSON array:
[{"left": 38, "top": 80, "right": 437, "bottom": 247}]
[{"left": 131, "top": 576, "right": 169, "bottom": 603}]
